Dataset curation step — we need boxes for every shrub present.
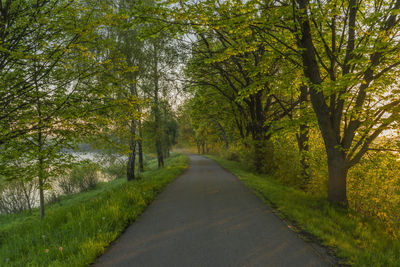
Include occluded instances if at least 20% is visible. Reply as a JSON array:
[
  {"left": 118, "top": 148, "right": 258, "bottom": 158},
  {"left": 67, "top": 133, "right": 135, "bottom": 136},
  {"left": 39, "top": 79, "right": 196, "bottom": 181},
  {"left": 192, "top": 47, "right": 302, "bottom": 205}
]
[
  {"left": 70, "top": 162, "right": 100, "bottom": 192},
  {"left": 102, "top": 159, "right": 127, "bottom": 179},
  {"left": 0, "top": 179, "right": 37, "bottom": 214},
  {"left": 224, "top": 145, "right": 242, "bottom": 162},
  {"left": 45, "top": 191, "right": 62, "bottom": 205},
  {"left": 58, "top": 175, "right": 76, "bottom": 195}
]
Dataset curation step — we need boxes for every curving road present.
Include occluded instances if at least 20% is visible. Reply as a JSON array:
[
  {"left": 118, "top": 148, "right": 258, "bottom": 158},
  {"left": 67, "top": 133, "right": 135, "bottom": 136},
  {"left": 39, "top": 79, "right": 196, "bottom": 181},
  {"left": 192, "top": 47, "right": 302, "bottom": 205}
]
[{"left": 94, "top": 155, "right": 333, "bottom": 267}]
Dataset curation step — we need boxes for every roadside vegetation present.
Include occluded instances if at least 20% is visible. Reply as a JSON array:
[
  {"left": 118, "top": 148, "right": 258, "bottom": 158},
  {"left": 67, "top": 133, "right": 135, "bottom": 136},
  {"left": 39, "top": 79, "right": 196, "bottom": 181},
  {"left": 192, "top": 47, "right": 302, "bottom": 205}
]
[
  {"left": 0, "top": 154, "right": 188, "bottom": 266},
  {"left": 208, "top": 155, "right": 400, "bottom": 266},
  {"left": 171, "top": 1, "right": 400, "bottom": 265},
  {"left": 2, "top": 0, "right": 400, "bottom": 266}
]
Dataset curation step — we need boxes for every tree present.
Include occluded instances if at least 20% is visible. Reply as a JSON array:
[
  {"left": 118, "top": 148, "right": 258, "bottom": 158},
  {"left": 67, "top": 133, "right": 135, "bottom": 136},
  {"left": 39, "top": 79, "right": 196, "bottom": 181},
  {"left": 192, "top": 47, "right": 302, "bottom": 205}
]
[
  {"left": 293, "top": 0, "right": 400, "bottom": 204},
  {"left": 0, "top": 0, "right": 127, "bottom": 218},
  {"left": 179, "top": 1, "right": 300, "bottom": 171}
]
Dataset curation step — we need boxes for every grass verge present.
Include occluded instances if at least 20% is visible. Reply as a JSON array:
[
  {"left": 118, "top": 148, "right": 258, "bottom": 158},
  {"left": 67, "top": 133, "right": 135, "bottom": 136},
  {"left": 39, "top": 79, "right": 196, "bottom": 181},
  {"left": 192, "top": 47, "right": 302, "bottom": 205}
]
[
  {"left": 207, "top": 155, "right": 400, "bottom": 267},
  {"left": 0, "top": 154, "right": 189, "bottom": 266}
]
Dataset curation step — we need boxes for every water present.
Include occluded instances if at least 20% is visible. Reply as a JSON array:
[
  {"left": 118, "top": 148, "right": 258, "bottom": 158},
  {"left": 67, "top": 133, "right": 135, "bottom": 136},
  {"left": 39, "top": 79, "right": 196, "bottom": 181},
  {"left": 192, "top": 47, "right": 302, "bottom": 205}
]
[{"left": 0, "top": 151, "right": 127, "bottom": 214}]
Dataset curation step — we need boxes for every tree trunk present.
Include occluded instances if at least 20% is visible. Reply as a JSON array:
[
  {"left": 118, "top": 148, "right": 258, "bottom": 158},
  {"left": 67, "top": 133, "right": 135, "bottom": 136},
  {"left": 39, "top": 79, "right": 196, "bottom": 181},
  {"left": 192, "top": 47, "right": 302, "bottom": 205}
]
[
  {"left": 197, "top": 142, "right": 201, "bottom": 154},
  {"left": 38, "top": 145, "right": 45, "bottom": 218},
  {"left": 251, "top": 120, "right": 266, "bottom": 173},
  {"left": 127, "top": 152, "right": 136, "bottom": 181},
  {"left": 297, "top": 85, "right": 310, "bottom": 189},
  {"left": 327, "top": 147, "right": 348, "bottom": 204},
  {"left": 38, "top": 170, "right": 45, "bottom": 219},
  {"left": 127, "top": 119, "right": 136, "bottom": 181},
  {"left": 138, "top": 119, "right": 144, "bottom": 172},
  {"left": 153, "top": 41, "right": 164, "bottom": 168},
  {"left": 37, "top": 124, "right": 45, "bottom": 219},
  {"left": 296, "top": 0, "right": 348, "bottom": 205},
  {"left": 216, "top": 120, "right": 229, "bottom": 149},
  {"left": 253, "top": 140, "right": 263, "bottom": 173},
  {"left": 298, "top": 125, "right": 310, "bottom": 189},
  {"left": 34, "top": 65, "right": 46, "bottom": 218},
  {"left": 156, "top": 140, "right": 164, "bottom": 167},
  {"left": 155, "top": 102, "right": 164, "bottom": 167},
  {"left": 202, "top": 142, "right": 205, "bottom": 154}
]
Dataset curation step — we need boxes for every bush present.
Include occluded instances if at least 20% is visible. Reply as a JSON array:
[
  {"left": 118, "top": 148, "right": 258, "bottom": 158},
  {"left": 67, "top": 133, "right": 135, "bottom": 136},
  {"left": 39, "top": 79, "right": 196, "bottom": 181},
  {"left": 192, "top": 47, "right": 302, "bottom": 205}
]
[
  {"left": 271, "top": 134, "right": 302, "bottom": 187},
  {"left": 348, "top": 152, "right": 400, "bottom": 238},
  {"left": 102, "top": 160, "right": 127, "bottom": 179},
  {"left": 0, "top": 179, "right": 37, "bottom": 214},
  {"left": 69, "top": 162, "right": 100, "bottom": 192},
  {"left": 58, "top": 175, "right": 76, "bottom": 195},
  {"left": 45, "top": 191, "right": 62, "bottom": 205},
  {"left": 222, "top": 139, "right": 275, "bottom": 173},
  {"left": 57, "top": 162, "right": 100, "bottom": 194},
  {"left": 224, "top": 145, "right": 242, "bottom": 162}
]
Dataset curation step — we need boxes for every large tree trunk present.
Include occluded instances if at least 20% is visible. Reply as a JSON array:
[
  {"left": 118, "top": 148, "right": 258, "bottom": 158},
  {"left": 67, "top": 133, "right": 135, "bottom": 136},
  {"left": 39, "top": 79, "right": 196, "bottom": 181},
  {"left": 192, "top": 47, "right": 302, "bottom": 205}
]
[
  {"left": 253, "top": 140, "right": 263, "bottom": 173},
  {"left": 327, "top": 147, "right": 348, "bottom": 204},
  {"left": 251, "top": 121, "right": 268, "bottom": 173},
  {"left": 296, "top": 0, "right": 348, "bottom": 204},
  {"left": 250, "top": 92, "right": 269, "bottom": 173}
]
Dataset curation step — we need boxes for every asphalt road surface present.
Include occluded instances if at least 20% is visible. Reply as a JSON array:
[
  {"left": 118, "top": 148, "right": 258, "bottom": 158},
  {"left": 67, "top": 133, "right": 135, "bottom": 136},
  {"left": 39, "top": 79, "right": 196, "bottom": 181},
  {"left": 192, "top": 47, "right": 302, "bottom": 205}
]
[{"left": 94, "top": 155, "right": 333, "bottom": 267}]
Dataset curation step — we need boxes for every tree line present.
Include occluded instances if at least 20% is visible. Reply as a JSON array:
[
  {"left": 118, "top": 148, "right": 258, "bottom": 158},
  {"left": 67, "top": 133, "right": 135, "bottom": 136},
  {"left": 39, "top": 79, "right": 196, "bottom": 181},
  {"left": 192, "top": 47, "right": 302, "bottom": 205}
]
[
  {"left": 151, "top": 0, "right": 400, "bottom": 207},
  {"left": 0, "top": 0, "right": 181, "bottom": 218}
]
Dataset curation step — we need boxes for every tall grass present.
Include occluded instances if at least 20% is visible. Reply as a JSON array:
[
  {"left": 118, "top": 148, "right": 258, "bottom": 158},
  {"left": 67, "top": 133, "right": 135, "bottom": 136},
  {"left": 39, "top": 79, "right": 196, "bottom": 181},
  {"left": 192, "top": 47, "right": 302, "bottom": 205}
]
[
  {"left": 208, "top": 155, "right": 400, "bottom": 267},
  {"left": 0, "top": 154, "right": 189, "bottom": 266}
]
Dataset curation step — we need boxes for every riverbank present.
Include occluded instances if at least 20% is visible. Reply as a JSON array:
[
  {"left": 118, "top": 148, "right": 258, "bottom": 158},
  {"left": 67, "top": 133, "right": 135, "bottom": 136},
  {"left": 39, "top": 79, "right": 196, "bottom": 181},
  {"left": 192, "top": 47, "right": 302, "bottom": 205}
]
[{"left": 0, "top": 154, "right": 189, "bottom": 266}]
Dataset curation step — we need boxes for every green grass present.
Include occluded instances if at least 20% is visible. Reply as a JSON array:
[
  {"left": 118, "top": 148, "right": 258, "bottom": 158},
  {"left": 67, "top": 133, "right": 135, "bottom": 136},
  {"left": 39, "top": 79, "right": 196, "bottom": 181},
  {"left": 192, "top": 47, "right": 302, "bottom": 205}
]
[
  {"left": 0, "top": 154, "right": 189, "bottom": 266},
  {"left": 207, "top": 155, "right": 400, "bottom": 267}
]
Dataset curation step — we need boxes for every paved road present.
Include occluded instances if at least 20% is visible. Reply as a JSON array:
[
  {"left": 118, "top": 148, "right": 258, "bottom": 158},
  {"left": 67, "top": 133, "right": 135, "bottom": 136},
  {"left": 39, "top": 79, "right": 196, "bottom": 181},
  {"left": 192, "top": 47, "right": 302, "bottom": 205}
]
[{"left": 95, "top": 155, "right": 332, "bottom": 267}]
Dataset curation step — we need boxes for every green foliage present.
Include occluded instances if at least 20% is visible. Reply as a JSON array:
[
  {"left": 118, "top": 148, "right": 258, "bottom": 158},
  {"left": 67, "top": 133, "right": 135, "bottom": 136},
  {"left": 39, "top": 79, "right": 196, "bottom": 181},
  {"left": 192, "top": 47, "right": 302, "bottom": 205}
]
[
  {"left": 69, "top": 162, "right": 99, "bottom": 192},
  {"left": 101, "top": 160, "right": 127, "bottom": 180},
  {"left": 0, "top": 0, "right": 134, "bottom": 217},
  {"left": 0, "top": 154, "right": 189, "bottom": 266},
  {"left": 348, "top": 152, "right": 400, "bottom": 239},
  {"left": 270, "top": 130, "right": 328, "bottom": 195},
  {"left": 58, "top": 162, "right": 101, "bottom": 195}
]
